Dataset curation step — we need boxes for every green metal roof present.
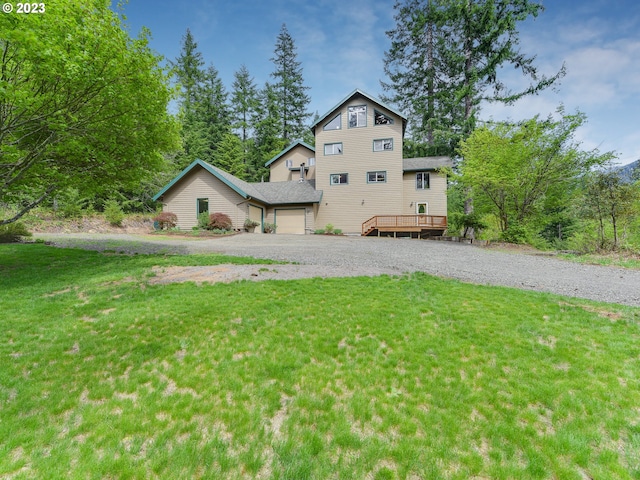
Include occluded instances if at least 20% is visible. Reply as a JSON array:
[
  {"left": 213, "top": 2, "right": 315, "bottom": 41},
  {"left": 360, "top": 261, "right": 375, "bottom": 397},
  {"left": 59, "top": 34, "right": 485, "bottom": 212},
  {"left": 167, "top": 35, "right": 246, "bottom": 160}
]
[
  {"left": 310, "top": 89, "right": 407, "bottom": 134},
  {"left": 264, "top": 141, "right": 315, "bottom": 167}
]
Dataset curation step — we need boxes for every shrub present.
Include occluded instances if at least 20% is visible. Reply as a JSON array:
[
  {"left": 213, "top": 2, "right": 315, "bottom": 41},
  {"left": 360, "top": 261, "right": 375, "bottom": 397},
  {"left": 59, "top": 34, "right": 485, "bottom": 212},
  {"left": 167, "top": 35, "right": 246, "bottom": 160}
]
[
  {"left": 333, "top": 228, "right": 342, "bottom": 235},
  {"left": 208, "top": 212, "right": 232, "bottom": 231},
  {"left": 244, "top": 218, "right": 260, "bottom": 229},
  {"left": 0, "top": 222, "right": 32, "bottom": 243},
  {"left": 263, "top": 222, "right": 277, "bottom": 234},
  {"left": 197, "top": 211, "right": 210, "bottom": 230},
  {"left": 324, "top": 223, "right": 334, "bottom": 234},
  {"left": 314, "top": 229, "right": 325, "bottom": 235},
  {"left": 153, "top": 212, "right": 178, "bottom": 230},
  {"left": 103, "top": 199, "right": 125, "bottom": 226}
]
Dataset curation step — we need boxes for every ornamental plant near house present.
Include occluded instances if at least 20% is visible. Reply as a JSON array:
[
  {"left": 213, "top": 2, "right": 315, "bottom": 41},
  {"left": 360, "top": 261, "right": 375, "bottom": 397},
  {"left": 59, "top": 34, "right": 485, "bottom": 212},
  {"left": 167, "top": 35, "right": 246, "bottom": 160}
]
[
  {"left": 244, "top": 219, "right": 260, "bottom": 232},
  {"left": 153, "top": 212, "right": 178, "bottom": 230},
  {"left": 207, "top": 212, "right": 233, "bottom": 231}
]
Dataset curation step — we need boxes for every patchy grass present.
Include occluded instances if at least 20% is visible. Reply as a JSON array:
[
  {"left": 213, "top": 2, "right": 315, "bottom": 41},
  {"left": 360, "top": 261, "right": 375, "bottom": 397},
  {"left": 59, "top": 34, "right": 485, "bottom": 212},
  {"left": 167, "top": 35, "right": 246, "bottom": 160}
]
[
  {"left": 559, "top": 252, "right": 640, "bottom": 270},
  {"left": 1, "top": 244, "right": 640, "bottom": 479}
]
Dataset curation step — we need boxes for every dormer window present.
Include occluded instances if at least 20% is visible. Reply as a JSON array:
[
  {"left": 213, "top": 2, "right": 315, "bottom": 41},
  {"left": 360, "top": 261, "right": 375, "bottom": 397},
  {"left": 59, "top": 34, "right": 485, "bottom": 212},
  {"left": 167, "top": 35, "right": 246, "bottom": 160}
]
[
  {"left": 348, "top": 105, "right": 367, "bottom": 128},
  {"left": 323, "top": 113, "right": 341, "bottom": 131}
]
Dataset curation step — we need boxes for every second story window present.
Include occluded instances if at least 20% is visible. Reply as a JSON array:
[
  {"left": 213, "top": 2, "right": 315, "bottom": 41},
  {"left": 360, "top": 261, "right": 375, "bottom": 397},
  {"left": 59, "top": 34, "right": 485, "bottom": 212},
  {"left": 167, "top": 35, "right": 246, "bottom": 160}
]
[
  {"left": 373, "top": 139, "right": 393, "bottom": 152},
  {"left": 367, "top": 171, "right": 387, "bottom": 183},
  {"left": 330, "top": 173, "right": 349, "bottom": 185},
  {"left": 374, "top": 110, "right": 394, "bottom": 125},
  {"left": 348, "top": 105, "right": 367, "bottom": 128},
  {"left": 285, "top": 159, "right": 293, "bottom": 168},
  {"left": 324, "top": 143, "right": 343, "bottom": 155},
  {"left": 308, "top": 157, "right": 315, "bottom": 166},
  {"left": 416, "top": 172, "right": 430, "bottom": 189}
]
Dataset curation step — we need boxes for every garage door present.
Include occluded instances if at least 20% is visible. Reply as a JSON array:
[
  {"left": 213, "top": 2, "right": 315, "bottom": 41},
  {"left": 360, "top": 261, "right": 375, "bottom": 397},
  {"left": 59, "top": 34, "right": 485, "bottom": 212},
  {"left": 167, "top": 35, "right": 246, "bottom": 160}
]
[{"left": 275, "top": 208, "right": 305, "bottom": 234}]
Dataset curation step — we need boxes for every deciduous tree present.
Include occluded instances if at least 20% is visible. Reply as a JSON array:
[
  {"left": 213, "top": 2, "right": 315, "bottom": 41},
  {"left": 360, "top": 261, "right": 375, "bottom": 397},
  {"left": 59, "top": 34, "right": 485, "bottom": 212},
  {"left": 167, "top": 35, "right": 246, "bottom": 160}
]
[{"left": 0, "top": 0, "right": 178, "bottom": 225}]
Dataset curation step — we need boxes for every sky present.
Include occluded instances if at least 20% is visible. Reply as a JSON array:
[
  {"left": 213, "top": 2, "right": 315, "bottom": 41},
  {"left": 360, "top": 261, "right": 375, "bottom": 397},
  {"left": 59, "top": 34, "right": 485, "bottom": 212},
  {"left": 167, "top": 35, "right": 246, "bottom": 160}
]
[{"left": 114, "top": 0, "right": 640, "bottom": 166}]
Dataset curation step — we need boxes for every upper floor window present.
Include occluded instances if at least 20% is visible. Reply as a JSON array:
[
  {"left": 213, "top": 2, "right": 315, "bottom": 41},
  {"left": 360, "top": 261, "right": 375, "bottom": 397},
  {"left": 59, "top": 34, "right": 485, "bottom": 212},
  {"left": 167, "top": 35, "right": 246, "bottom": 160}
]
[
  {"left": 285, "top": 159, "right": 293, "bottom": 168},
  {"left": 416, "top": 172, "right": 430, "bottom": 189},
  {"left": 308, "top": 157, "right": 315, "bottom": 166},
  {"left": 373, "top": 138, "right": 393, "bottom": 152},
  {"left": 348, "top": 105, "right": 367, "bottom": 128},
  {"left": 374, "top": 110, "right": 394, "bottom": 125},
  {"left": 330, "top": 173, "right": 349, "bottom": 185},
  {"left": 323, "top": 113, "right": 341, "bottom": 131},
  {"left": 324, "top": 143, "right": 343, "bottom": 155},
  {"left": 367, "top": 171, "right": 387, "bottom": 183}
]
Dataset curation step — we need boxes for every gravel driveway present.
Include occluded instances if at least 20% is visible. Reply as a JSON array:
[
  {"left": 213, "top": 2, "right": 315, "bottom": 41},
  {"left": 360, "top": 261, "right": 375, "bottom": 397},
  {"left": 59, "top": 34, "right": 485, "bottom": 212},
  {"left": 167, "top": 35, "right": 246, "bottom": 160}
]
[{"left": 36, "top": 232, "right": 640, "bottom": 307}]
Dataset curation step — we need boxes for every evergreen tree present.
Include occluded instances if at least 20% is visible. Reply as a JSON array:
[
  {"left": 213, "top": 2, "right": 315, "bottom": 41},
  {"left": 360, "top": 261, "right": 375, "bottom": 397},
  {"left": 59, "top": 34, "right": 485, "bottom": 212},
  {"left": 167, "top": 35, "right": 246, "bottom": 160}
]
[
  {"left": 196, "top": 64, "right": 232, "bottom": 164},
  {"left": 216, "top": 134, "right": 246, "bottom": 180},
  {"left": 383, "top": 0, "right": 566, "bottom": 154},
  {"left": 231, "top": 65, "right": 260, "bottom": 173},
  {"left": 249, "top": 83, "right": 288, "bottom": 181},
  {"left": 270, "top": 24, "right": 311, "bottom": 142}
]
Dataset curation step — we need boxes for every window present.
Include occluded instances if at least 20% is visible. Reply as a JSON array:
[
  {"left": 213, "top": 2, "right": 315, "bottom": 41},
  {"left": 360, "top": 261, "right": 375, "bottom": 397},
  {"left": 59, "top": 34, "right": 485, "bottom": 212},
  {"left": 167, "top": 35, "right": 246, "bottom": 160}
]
[
  {"left": 348, "top": 105, "right": 367, "bottom": 128},
  {"left": 416, "top": 172, "right": 430, "bottom": 189},
  {"left": 323, "top": 113, "right": 341, "bottom": 131},
  {"left": 373, "top": 138, "right": 393, "bottom": 152},
  {"left": 324, "top": 143, "right": 343, "bottom": 155},
  {"left": 367, "top": 171, "right": 387, "bottom": 183},
  {"left": 330, "top": 173, "right": 348, "bottom": 185},
  {"left": 197, "top": 198, "right": 209, "bottom": 214},
  {"left": 285, "top": 159, "right": 293, "bottom": 168},
  {"left": 308, "top": 157, "right": 315, "bottom": 166},
  {"left": 374, "top": 110, "right": 394, "bottom": 125}
]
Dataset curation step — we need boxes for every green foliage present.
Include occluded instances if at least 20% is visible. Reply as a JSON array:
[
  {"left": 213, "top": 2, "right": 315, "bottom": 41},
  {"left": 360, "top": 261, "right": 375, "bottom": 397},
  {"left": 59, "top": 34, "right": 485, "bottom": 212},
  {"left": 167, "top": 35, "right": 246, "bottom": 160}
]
[
  {"left": 215, "top": 133, "right": 246, "bottom": 179},
  {"left": 263, "top": 222, "right": 277, "bottom": 233},
  {"left": 324, "top": 224, "right": 334, "bottom": 234},
  {"left": 270, "top": 24, "right": 311, "bottom": 141},
  {"left": 0, "top": 222, "right": 31, "bottom": 243},
  {"left": 154, "top": 212, "right": 178, "bottom": 230},
  {"left": 103, "top": 200, "right": 125, "bottom": 227},
  {"left": 383, "top": 0, "right": 565, "bottom": 151},
  {"left": 333, "top": 229, "right": 342, "bottom": 235},
  {"left": 314, "top": 229, "right": 325, "bottom": 235},
  {"left": 0, "top": 0, "right": 179, "bottom": 225},
  {"left": 197, "top": 211, "right": 210, "bottom": 230},
  {"left": 207, "top": 212, "right": 233, "bottom": 231},
  {"left": 458, "top": 111, "right": 612, "bottom": 239},
  {"left": 56, "top": 188, "right": 89, "bottom": 219},
  {"left": 244, "top": 218, "right": 260, "bottom": 229}
]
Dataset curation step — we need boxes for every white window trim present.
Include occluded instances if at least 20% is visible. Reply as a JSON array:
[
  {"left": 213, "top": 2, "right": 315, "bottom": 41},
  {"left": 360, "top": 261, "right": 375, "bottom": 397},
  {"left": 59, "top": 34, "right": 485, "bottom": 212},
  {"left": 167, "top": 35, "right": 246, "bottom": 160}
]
[
  {"left": 416, "top": 172, "right": 430, "bottom": 190},
  {"left": 330, "top": 173, "right": 348, "bottom": 185},
  {"left": 373, "top": 138, "right": 393, "bottom": 152},
  {"left": 348, "top": 105, "right": 367, "bottom": 128},
  {"left": 367, "top": 171, "right": 387, "bottom": 183},
  {"left": 324, "top": 143, "right": 343, "bottom": 156}
]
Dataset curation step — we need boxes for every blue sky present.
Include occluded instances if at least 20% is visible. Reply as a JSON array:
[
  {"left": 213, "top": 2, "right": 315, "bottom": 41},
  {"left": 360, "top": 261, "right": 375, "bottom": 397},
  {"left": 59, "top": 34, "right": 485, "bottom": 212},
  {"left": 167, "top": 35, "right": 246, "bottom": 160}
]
[{"left": 115, "top": 0, "right": 640, "bottom": 166}]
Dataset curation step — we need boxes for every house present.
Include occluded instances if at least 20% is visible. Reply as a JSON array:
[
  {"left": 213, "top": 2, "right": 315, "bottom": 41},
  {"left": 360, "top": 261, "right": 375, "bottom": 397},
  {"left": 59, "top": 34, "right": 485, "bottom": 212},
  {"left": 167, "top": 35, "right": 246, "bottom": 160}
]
[{"left": 153, "top": 89, "right": 451, "bottom": 236}]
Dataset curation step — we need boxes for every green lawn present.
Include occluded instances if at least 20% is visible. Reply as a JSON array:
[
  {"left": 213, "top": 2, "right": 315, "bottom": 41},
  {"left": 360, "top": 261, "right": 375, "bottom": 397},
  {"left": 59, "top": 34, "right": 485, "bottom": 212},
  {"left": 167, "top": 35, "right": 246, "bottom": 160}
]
[{"left": 2, "top": 244, "right": 640, "bottom": 479}]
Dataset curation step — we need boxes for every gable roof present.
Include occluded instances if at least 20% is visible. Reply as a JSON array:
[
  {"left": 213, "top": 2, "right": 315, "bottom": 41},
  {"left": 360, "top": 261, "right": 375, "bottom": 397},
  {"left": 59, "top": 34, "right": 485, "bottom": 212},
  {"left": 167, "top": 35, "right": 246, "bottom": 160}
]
[
  {"left": 403, "top": 156, "right": 453, "bottom": 172},
  {"left": 265, "top": 141, "right": 315, "bottom": 167},
  {"left": 311, "top": 89, "right": 407, "bottom": 134},
  {"left": 153, "top": 159, "right": 322, "bottom": 205}
]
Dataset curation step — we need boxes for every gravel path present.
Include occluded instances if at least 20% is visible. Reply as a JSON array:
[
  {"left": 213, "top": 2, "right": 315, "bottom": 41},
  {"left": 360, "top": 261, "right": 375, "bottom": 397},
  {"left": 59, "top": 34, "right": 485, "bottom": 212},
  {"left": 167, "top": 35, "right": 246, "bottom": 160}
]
[{"left": 36, "top": 232, "right": 640, "bottom": 307}]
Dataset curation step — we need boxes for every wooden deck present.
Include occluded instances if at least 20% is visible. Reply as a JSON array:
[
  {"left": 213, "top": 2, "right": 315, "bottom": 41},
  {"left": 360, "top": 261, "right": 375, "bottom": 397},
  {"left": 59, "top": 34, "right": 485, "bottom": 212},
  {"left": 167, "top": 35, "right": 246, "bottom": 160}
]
[{"left": 362, "top": 215, "right": 447, "bottom": 237}]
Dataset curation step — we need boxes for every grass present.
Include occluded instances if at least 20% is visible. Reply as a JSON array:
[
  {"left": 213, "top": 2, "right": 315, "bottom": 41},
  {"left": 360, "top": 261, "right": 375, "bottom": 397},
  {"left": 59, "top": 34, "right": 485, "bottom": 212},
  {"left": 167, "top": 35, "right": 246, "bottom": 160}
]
[
  {"left": 559, "top": 252, "right": 640, "bottom": 270},
  {"left": 1, "top": 244, "right": 640, "bottom": 479}
]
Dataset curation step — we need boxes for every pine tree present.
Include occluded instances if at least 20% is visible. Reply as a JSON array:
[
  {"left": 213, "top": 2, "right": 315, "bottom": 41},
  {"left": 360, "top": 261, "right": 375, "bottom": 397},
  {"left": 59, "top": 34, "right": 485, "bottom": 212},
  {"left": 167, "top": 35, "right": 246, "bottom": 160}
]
[
  {"left": 270, "top": 24, "right": 311, "bottom": 142},
  {"left": 174, "top": 29, "right": 204, "bottom": 114},
  {"left": 383, "top": 0, "right": 566, "bottom": 154},
  {"left": 196, "top": 64, "right": 231, "bottom": 164},
  {"left": 216, "top": 134, "right": 246, "bottom": 180},
  {"left": 231, "top": 65, "right": 260, "bottom": 173}
]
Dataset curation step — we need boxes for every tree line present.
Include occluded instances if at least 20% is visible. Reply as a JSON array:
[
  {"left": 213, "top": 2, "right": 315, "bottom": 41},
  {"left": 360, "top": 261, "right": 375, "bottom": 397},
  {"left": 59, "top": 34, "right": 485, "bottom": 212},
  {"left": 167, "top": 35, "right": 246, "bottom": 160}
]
[{"left": 172, "top": 24, "right": 312, "bottom": 183}]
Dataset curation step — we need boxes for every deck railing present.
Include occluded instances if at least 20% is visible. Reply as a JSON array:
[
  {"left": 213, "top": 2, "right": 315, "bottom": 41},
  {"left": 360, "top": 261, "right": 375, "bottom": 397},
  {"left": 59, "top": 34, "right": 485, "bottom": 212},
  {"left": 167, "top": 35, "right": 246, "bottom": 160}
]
[{"left": 362, "top": 215, "right": 447, "bottom": 235}]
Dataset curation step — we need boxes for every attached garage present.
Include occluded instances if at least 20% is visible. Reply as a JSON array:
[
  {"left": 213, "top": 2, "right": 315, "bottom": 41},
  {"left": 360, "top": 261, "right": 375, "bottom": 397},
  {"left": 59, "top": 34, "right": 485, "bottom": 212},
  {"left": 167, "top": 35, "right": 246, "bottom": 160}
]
[{"left": 275, "top": 208, "right": 306, "bottom": 234}]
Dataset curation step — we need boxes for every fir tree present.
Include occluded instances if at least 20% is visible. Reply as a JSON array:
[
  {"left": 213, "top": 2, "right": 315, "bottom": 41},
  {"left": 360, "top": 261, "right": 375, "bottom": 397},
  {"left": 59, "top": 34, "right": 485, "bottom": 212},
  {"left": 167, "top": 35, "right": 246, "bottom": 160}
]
[
  {"left": 231, "top": 65, "right": 260, "bottom": 173},
  {"left": 270, "top": 24, "right": 311, "bottom": 142}
]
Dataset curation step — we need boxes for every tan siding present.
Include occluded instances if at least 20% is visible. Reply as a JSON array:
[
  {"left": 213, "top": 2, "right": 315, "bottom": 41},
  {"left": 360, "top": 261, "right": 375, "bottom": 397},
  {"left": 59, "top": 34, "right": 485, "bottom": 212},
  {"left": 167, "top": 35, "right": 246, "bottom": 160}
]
[
  {"left": 402, "top": 172, "right": 448, "bottom": 216},
  {"left": 315, "top": 98, "right": 404, "bottom": 233},
  {"left": 269, "top": 145, "right": 316, "bottom": 182},
  {"left": 161, "top": 166, "right": 254, "bottom": 229}
]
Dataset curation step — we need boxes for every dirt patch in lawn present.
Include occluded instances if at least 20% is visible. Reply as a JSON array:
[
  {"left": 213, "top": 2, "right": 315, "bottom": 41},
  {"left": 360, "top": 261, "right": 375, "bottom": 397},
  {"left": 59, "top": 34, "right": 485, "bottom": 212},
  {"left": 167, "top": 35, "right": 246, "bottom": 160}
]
[{"left": 148, "top": 264, "right": 397, "bottom": 285}]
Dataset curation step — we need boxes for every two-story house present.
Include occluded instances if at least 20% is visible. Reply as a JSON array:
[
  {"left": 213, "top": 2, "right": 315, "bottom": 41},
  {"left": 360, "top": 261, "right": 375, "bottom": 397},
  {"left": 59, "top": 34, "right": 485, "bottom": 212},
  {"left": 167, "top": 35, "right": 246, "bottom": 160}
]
[{"left": 153, "top": 89, "right": 451, "bottom": 236}]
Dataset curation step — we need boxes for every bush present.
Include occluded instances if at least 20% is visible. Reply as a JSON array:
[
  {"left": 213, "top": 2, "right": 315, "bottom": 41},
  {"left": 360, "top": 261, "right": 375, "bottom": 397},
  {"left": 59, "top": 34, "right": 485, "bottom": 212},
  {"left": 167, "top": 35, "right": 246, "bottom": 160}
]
[
  {"left": 324, "top": 223, "right": 334, "bottom": 234},
  {"left": 0, "top": 222, "right": 32, "bottom": 243},
  {"left": 314, "top": 229, "right": 325, "bottom": 235},
  {"left": 263, "top": 222, "right": 277, "bottom": 234},
  {"left": 103, "top": 199, "right": 125, "bottom": 226},
  {"left": 333, "top": 228, "right": 342, "bottom": 235},
  {"left": 153, "top": 212, "right": 178, "bottom": 230},
  {"left": 197, "top": 211, "right": 210, "bottom": 230},
  {"left": 208, "top": 212, "right": 232, "bottom": 231}
]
